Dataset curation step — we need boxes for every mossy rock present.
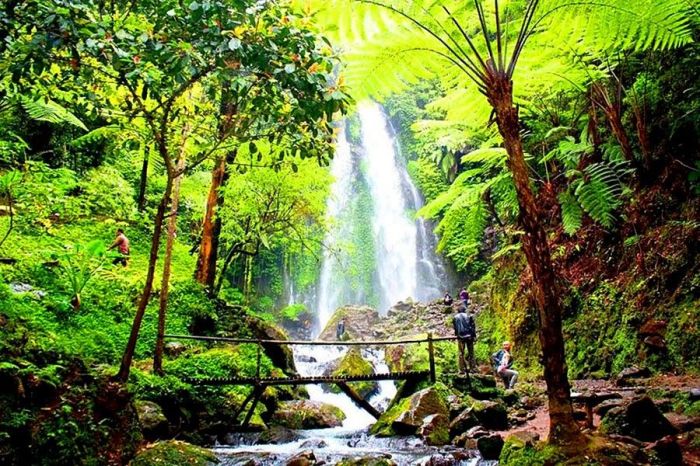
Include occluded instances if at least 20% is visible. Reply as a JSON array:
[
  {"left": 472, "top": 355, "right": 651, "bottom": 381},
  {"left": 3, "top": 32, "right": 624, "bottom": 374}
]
[
  {"left": 328, "top": 348, "right": 378, "bottom": 398},
  {"left": 498, "top": 435, "right": 565, "bottom": 466},
  {"left": 370, "top": 394, "right": 413, "bottom": 436},
  {"left": 129, "top": 440, "right": 218, "bottom": 466},
  {"left": 500, "top": 433, "right": 649, "bottom": 466},
  {"left": 370, "top": 384, "right": 450, "bottom": 437},
  {"left": 271, "top": 400, "right": 345, "bottom": 429}
]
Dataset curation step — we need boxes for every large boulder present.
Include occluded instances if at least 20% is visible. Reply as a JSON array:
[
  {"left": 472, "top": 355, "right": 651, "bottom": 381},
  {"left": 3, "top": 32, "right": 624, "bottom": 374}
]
[
  {"left": 471, "top": 399, "right": 508, "bottom": 430},
  {"left": 371, "top": 385, "right": 449, "bottom": 436},
  {"left": 449, "top": 407, "right": 479, "bottom": 437},
  {"left": 327, "top": 348, "right": 378, "bottom": 398},
  {"left": 271, "top": 400, "right": 345, "bottom": 429},
  {"left": 286, "top": 450, "right": 316, "bottom": 466},
  {"left": 477, "top": 433, "right": 504, "bottom": 460},
  {"left": 129, "top": 440, "right": 218, "bottom": 466},
  {"left": 600, "top": 396, "right": 678, "bottom": 442},
  {"left": 245, "top": 316, "right": 297, "bottom": 376},
  {"left": 392, "top": 386, "right": 450, "bottom": 434},
  {"left": 318, "top": 306, "right": 381, "bottom": 341},
  {"left": 134, "top": 400, "right": 169, "bottom": 441},
  {"left": 615, "top": 367, "right": 651, "bottom": 387}
]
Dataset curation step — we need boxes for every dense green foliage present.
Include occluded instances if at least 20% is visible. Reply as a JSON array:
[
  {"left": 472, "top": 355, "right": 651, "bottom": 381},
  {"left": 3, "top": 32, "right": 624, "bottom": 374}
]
[{"left": 1, "top": 0, "right": 699, "bottom": 463}]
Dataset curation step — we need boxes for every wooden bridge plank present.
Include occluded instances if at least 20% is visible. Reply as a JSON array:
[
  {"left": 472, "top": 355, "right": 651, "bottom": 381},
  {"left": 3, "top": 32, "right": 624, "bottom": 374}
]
[
  {"left": 164, "top": 334, "right": 456, "bottom": 346},
  {"left": 184, "top": 370, "right": 430, "bottom": 386}
]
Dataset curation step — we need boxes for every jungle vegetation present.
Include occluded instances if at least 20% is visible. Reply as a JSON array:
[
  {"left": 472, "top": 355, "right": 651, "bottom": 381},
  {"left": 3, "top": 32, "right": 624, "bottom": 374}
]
[{"left": 0, "top": 0, "right": 698, "bottom": 463}]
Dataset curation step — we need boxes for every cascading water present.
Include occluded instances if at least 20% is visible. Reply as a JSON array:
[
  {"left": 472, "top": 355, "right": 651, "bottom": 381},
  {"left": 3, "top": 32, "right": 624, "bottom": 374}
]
[
  {"left": 316, "top": 127, "right": 356, "bottom": 329},
  {"left": 360, "top": 102, "right": 419, "bottom": 313},
  {"left": 315, "top": 102, "right": 450, "bottom": 332},
  {"left": 215, "top": 104, "right": 469, "bottom": 465}
]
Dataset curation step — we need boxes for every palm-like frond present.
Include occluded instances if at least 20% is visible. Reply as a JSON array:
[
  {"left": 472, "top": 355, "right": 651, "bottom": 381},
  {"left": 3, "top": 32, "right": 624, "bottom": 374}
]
[{"left": 21, "top": 97, "right": 88, "bottom": 131}]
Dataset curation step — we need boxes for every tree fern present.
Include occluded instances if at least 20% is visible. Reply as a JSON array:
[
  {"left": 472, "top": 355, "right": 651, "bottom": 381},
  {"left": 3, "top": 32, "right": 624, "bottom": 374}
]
[{"left": 20, "top": 97, "right": 87, "bottom": 131}]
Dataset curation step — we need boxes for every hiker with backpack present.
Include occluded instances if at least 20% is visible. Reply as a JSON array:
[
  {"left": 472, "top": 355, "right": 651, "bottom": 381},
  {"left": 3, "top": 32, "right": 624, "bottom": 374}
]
[
  {"left": 452, "top": 304, "right": 476, "bottom": 374},
  {"left": 492, "top": 341, "right": 518, "bottom": 389}
]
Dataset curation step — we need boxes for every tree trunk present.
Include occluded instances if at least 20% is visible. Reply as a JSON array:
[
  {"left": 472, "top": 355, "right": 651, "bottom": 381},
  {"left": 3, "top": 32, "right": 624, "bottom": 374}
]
[
  {"left": 115, "top": 174, "right": 173, "bottom": 383},
  {"left": 153, "top": 156, "right": 185, "bottom": 375},
  {"left": 137, "top": 146, "right": 149, "bottom": 211},
  {"left": 485, "top": 71, "right": 579, "bottom": 444},
  {"left": 592, "top": 83, "right": 634, "bottom": 162},
  {"left": 194, "top": 148, "right": 236, "bottom": 291}
]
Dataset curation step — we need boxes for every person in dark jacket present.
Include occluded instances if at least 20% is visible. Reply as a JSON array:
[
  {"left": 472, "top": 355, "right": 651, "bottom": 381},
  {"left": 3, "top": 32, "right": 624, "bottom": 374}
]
[
  {"left": 452, "top": 305, "right": 476, "bottom": 374},
  {"left": 336, "top": 319, "right": 345, "bottom": 340},
  {"left": 443, "top": 291, "right": 454, "bottom": 306}
]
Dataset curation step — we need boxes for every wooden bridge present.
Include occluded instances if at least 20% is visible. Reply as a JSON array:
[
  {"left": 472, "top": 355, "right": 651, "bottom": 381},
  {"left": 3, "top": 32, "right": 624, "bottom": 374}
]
[{"left": 163, "top": 333, "right": 457, "bottom": 426}]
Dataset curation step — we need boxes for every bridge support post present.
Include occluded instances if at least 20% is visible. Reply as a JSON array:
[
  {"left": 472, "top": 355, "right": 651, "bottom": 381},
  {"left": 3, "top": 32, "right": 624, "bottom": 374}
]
[
  {"left": 241, "top": 384, "right": 265, "bottom": 429},
  {"left": 428, "top": 332, "right": 436, "bottom": 383},
  {"left": 337, "top": 382, "right": 381, "bottom": 419}
]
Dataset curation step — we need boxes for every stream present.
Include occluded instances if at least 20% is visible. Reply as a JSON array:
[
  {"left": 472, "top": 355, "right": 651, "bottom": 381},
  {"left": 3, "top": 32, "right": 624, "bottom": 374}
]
[{"left": 213, "top": 345, "right": 492, "bottom": 466}]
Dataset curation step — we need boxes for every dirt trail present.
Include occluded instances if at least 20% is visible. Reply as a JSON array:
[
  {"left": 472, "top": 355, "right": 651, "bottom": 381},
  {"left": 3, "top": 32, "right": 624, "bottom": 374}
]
[{"left": 504, "top": 375, "right": 700, "bottom": 442}]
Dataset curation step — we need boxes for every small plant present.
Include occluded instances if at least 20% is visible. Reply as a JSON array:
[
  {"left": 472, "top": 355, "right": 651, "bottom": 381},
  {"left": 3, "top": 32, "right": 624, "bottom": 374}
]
[{"left": 54, "top": 240, "right": 110, "bottom": 311}]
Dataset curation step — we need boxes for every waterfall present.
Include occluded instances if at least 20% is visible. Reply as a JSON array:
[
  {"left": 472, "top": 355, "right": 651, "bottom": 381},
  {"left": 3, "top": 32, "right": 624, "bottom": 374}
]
[
  {"left": 315, "top": 102, "right": 450, "bottom": 332},
  {"left": 359, "top": 102, "right": 418, "bottom": 313},
  {"left": 316, "top": 127, "right": 356, "bottom": 330}
]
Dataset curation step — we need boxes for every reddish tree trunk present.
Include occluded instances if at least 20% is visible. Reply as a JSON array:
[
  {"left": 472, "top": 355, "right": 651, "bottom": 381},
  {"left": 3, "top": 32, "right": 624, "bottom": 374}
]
[
  {"left": 592, "top": 83, "right": 634, "bottom": 162},
  {"left": 485, "top": 70, "right": 579, "bottom": 444},
  {"left": 115, "top": 174, "right": 173, "bottom": 383},
  {"left": 154, "top": 156, "right": 185, "bottom": 375},
  {"left": 194, "top": 155, "right": 225, "bottom": 289},
  {"left": 194, "top": 148, "right": 237, "bottom": 292}
]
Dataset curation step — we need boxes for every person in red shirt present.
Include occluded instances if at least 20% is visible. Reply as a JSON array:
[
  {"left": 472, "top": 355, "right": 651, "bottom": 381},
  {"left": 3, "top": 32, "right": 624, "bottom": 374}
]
[{"left": 108, "top": 228, "right": 130, "bottom": 266}]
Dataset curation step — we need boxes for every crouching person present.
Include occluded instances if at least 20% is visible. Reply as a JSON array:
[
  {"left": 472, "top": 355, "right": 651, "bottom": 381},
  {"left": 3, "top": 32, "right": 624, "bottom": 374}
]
[{"left": 492, "top": 341, "right": 518, "bottom": 389}]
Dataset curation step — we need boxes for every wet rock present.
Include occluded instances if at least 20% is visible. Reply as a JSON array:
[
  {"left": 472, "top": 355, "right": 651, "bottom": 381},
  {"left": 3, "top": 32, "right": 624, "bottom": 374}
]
[
  {"left": 448, "top": 407, "right": 479, "bottom": 437},
  {"left": 645, "top": 435, "right": 682, "bottom": 466},
  {"left": 296, "top": 355, "right": 317, "bottom": 364},
  {"left": 391, "top": 386, "right": 449, "bottom": 434},
  {"left": 419, "top": 413, "right": 450, "bottom": 445},
  {"left": 466, "top": 425, "right": 489, "bottom": 438},
  {"left": 615, "top": 367, "right": 651, "bottom": 386},
  {"left": 299, "top": 439, "right": 328, "bottom": 449},
  {"left": 476, "top": 433, "right": 504, "bottom": 460},
  {"left": 164, "top": 341, "right": 186, "bottom": 357},
  {"left": 420, "top": 451, "right": 476, "bottom": 466},
  {"left": 508, "top": 430, "right": 539, "bottom": 447},
  {"left": 256, "top": 426, "right": 301, "bottom": 444},
  {"left": 471, "top": 400, "right": 508, "bottom": 430},
  {"left": 286, "top": 449, "right": 316, "bottom": 466},
  {"left": 134, "top": 400, "right": 168, "bottom": 440},
  {"left": 271, "top": 400, "right": 345, "bottom": 429},
  {"left": 594, "top": 399, "right": 624, "bottom": 417},
  {"left": 600, "top": 396, "right": 678, "bottom": 441},
  {"left": 689, "top": 388, "right": 700, "bottom": 401},
  {"left": 318, "top": 305, "right": 381, "bottom": 341},
  {"left": 335, "top": 454, "right": 397, "bottom": 466},
  {"left": 643, "top": 335, "right": 667, "bottom": 350},
  {"left": 664, "top": 412, "right": 700, "bottom": 432},
  {"left": 246, "top": 316, "right": 297, "bottom": 376},
  {"left": 446, "top": 394, "right": 468, "bottom": 420}
]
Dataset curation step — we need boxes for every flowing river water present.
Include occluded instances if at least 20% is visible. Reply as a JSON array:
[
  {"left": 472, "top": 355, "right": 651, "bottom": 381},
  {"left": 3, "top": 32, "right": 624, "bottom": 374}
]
[{"left": 213, "top": 103, "right": 487, "bottom": 465}]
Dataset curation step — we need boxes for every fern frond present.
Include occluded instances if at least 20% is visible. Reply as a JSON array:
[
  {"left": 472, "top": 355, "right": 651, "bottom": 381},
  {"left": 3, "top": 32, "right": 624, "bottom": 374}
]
[
  {"left": 558, "top": 190, "right": 583, "bottom": 235},
  {"left": 21, "top": 97, "right": 87, "bottom": 131},
  {"left": 461, "top": 147, "right": 508, "bottom": 169},
  {"left": 573, "top": 161, "right": 626, "bottom": 228}
]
